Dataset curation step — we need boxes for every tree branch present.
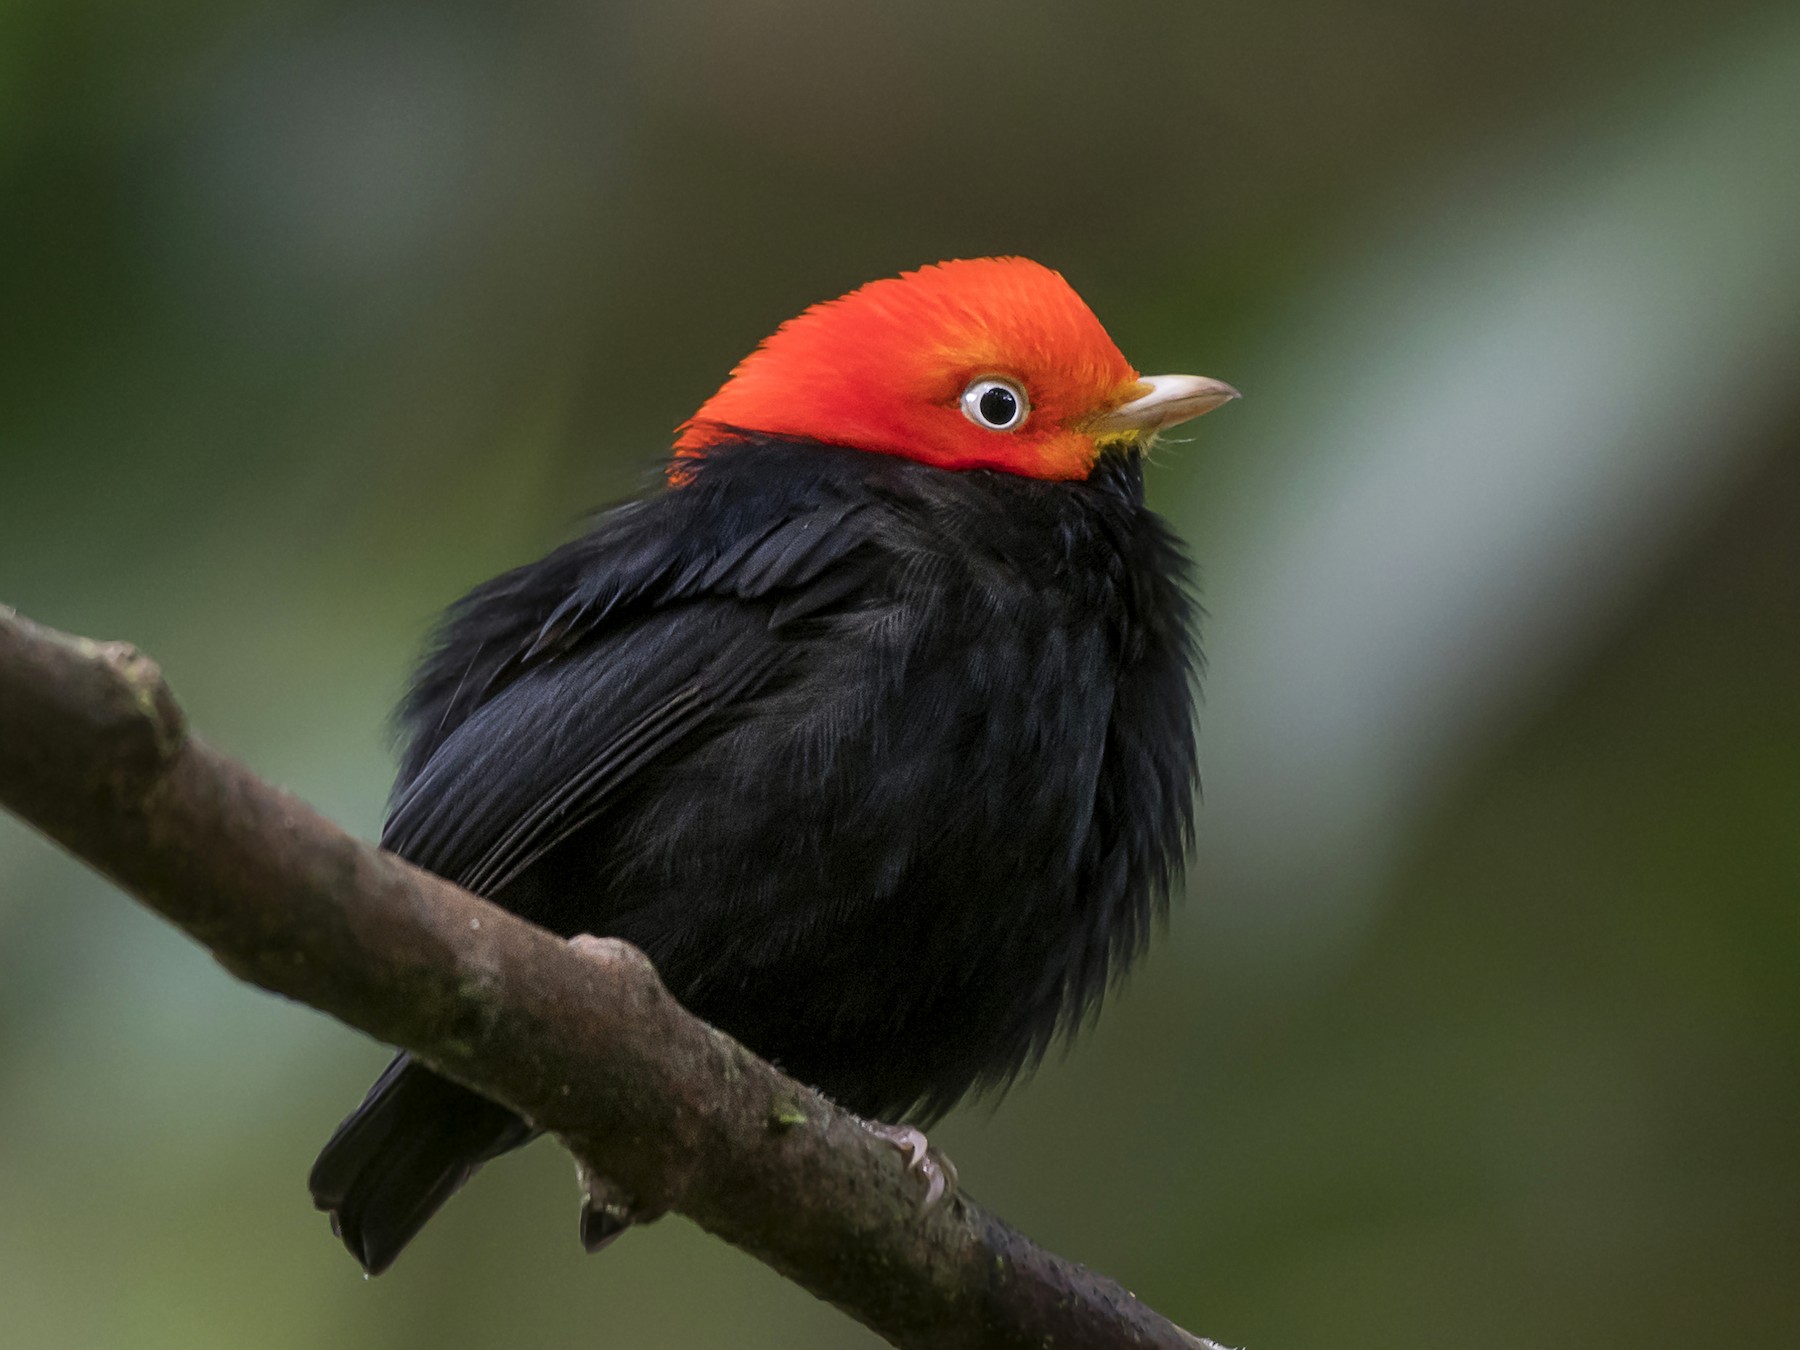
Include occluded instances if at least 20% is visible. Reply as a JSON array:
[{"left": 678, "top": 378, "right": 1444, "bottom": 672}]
[{"left": 0, "top": 606, "right": 1222, "bottom": 1350}]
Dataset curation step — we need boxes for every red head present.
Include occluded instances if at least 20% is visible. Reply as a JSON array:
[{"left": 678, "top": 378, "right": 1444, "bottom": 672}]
[{"left": 675, "top": 257, "right": 1237, "bottom": 482}]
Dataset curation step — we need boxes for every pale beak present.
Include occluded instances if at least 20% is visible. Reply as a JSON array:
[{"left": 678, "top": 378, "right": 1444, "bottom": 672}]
[{"left": 1091, "top": 374, "right": 1241, "bottom": 435}]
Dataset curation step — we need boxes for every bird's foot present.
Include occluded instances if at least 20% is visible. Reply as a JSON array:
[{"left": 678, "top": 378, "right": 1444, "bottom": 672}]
[
  {"left": 569, "top": 933, "right": 960, "bottom": 1213},
  {"left": 579, "top": 1199, "right": 631, "bottom": 1253},
  {"left": 574, "top": 1158, "right": 635, "bottom": 1254},
  {"left": 861, "top": 1120, "right": 958, "bottom": 1207}
]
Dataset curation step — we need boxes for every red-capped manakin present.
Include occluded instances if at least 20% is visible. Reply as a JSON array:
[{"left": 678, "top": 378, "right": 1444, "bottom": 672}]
[{"left": 309, "top": 257, "right": 1238, "bottom": 1272}]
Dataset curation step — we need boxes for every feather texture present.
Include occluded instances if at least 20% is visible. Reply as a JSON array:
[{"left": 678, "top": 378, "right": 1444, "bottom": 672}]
[{"left": 311, "top": 435, "right": 1198, "bottom": 1272}]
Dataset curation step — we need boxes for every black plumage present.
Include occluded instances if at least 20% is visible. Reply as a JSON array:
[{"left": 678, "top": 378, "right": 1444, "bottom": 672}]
[{"left": 309, "top": 435, "right": 1199, "bottom": 1273}]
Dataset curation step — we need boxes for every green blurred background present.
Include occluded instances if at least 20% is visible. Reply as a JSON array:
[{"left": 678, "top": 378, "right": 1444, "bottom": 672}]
[{"left": 4, "top": 2, "right": 1798, "bottom": 1347}]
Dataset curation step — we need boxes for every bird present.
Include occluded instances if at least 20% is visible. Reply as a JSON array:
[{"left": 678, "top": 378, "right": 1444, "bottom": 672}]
[{"left": 308, "top": 256, "right": 1237, "bottom": 1274}]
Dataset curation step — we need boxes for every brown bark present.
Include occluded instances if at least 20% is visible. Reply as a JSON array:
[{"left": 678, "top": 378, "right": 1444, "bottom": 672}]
[{"left": 0, "top": 605, "right": 1222, "bottom": 1350}]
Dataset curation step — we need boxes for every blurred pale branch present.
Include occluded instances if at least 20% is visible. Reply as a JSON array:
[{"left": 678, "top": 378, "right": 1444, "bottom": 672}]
[{"left": 0, "top": 606, "right": 1222, "bottom": 1350}]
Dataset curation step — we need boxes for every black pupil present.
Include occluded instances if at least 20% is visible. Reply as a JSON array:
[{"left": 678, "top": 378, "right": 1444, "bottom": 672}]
[{"left": 978, "top": 385, "right": 1018, "bottom": 426}]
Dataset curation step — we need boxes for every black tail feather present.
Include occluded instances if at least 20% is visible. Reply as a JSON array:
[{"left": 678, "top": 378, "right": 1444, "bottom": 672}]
[{"left": 309, "top": 1054, "right": 532, "bottom": 1274}]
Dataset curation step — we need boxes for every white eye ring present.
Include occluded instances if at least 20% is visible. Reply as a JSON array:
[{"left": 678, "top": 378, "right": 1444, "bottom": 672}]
[{"left": 960, "top": 377, "right": 1030, "bottom": 431}]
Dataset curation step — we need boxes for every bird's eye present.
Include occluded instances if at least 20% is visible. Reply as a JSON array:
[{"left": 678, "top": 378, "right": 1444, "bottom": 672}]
[{"left": 960, "top": 378, "right": 1029, "bottom": 431}]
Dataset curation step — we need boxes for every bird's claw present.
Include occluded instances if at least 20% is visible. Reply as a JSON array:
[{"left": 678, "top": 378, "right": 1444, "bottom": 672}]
[
  {"left": 862, "top": 1121, "right": 957, "bottom": 1207},
  {"left": 579, "top": 1200, "right": 631, "bottom": 1253},
  {"left": 574, "top": 1157, "right": 637, "bottom": 1254},
  {"left": 576, "top": 931, "right": 965, "bottom": 1211}
]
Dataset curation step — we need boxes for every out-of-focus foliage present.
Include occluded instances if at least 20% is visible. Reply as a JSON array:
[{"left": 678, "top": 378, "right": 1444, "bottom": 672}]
[{"left": 3, "top": 3, "right": 1797, "bottom": 1347}]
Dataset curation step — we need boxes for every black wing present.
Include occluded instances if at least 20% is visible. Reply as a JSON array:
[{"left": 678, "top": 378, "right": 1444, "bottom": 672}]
[{"left": 381, "top": 457, "right": 880, "bottom": 907}]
